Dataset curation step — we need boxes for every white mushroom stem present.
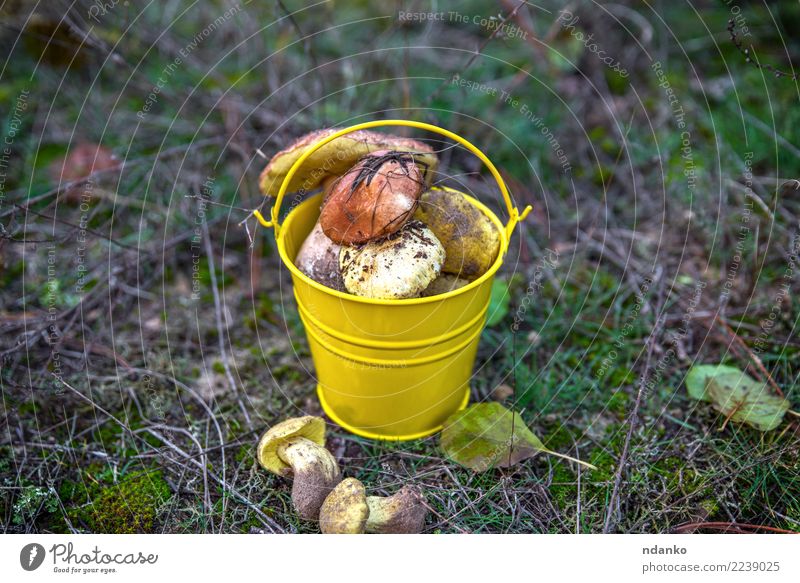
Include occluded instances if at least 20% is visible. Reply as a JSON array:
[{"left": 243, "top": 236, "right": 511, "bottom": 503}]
[{"left": 277, "top": 437, "right": 341, "bottom": 521}]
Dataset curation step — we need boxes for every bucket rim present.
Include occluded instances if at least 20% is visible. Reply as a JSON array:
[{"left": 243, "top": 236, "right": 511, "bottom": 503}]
[{"left": 276, "top": 186, "right": 510, "bottom": 305}]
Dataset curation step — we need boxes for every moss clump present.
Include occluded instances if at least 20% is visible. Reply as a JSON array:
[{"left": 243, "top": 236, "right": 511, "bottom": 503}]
[
  {"left": 606, "top": 390, "right": 630, "bottom": 415},
  {"left": 234, "top": 444, "right": 253, "bottom": 464},
  {"left": 79, "top": 471, "right": 171, "bottom": 534}
]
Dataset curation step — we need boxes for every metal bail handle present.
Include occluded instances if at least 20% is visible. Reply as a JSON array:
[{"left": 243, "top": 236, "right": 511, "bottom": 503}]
[{"left": 253, "top": 120, "right": 533, "bottom": 239}]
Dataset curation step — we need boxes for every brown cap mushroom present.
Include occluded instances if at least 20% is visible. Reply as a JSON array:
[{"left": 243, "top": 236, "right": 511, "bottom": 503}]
[
  {"left": 319, "top": 478, "right": 370, "bottom": 534},
  {"left": 259, "top": 129, "right": 438, "bottom": 197},
  {"left": 319, "top": 478, "right": 428, "bottom": 534},
  {"left": 319, "top": 150, "right": 425, "bottom": 245},
  {"left": 338, "top": 220, "right": 445, "bottom": 299},
  {"left": 257, "top": 416, "right": 341, "bottom": 521}
]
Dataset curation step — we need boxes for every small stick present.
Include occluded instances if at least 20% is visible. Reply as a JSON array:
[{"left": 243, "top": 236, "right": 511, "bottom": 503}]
[{"left": 714, "top": 315, "right": 783, "bottom": 397}]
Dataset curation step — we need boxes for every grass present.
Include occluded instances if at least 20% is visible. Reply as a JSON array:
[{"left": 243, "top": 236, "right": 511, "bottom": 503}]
[{"left": 1, "top": 0, "right": 799, "bottom": 533}]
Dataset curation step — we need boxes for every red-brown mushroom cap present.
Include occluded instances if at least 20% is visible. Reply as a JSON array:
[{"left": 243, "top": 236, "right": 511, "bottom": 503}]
[{"left": 319, "top": 150, "right": 425, "bottom": 245}]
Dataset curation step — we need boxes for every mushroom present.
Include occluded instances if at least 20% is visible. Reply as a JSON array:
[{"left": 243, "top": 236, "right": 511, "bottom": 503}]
[
  {"left": 319, "top": 478, "right": 428, "bottom": 534},
  {"left": 294, "top": 220, "right": 345, "bottom": 291},
  {"left": 259, "top": 129, "right": 438, "bottom": 198},
  {"left": 257, "top": 416, "right": 341, "bottom": 521},
  {"left": 413, "top": 189, "right": 501, "bottom": 279},
  {"left": 319, "top": 150, "right": 425, "bottom": 245},
  {"left": 319, "top": 478, "right": 369, "bottom": 534},
  {"left": 364, "top": 486, "right": 427, "bottom": 534},
  {"left": 419, "top": 273, "right": 471, "bottom": 297},
  {"left": 338, "top": 220, "right": 445, "bottom": 299}
]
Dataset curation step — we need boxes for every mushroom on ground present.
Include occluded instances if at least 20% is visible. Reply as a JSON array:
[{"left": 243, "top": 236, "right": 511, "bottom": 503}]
[
  {"left": 320, "top": 150, "right": 425, "bottom": 245},
  {"left": 319, "top": 478, "right": 369, "bottom": 534},
  {"left": 365, "top": 486, "right": 427, "bottom": 534},
  {"left": 338, "top": 220, "right": 445, "bottom": 299},
  {"left": 319, "top": 478, "right": 428, "bottom": 534},
  {"left": 294, "top": 220, "right": 345, "bottom": 291},
  {"left": 413, "top": 189, "right": 501, "bottom": 279},
  {"left": 257, "top": 416, "right": 340, "bottom": 521},
  {"left": 259, "top": 129, "right": 438, "bottom": 198}
]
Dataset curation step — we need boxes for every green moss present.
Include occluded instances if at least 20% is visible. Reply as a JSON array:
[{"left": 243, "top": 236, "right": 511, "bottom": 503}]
[
  {"left": 549, "top": 463, "right": 577, "bottom": 510},
  {"left": 588, "top": 448, "right": 617, "bottom": 483},
  {"left": 606, "top": 390, "right": 630, "bottom": 415},
  {"left": 244, "top": 296, "right": 277, "bottom": 331},
  {"left": 234, "top": 444, "right": 253, "bottom": 464},
  {"left": 644, "top": 455, "right": 707, "bottom": 497},
  {"left": 699, "top": 498, "right": 719, "bottom": 516},
  {"left": 74, "top": 471, "right": 171, "bottom": 534},
  {"left": 273, "top": 364, "right": 303, "bottom": 383},
  {"left": 0, "top": 447, "right": 10, "bottom": 473},
  {"left": 543, "top": 424, "right": 580, "bottom": 452}
]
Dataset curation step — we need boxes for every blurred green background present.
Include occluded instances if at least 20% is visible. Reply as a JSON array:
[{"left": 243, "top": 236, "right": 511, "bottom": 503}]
[{"left": 1, "top": 0, "right": 798, "bottom": 534}]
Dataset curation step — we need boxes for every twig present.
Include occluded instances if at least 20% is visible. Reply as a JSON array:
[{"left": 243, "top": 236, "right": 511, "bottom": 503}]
[
  {"left": 424, "top": 0, "right": 529, "bottom": 107},
  {"left": 603, "top": 276, "right": 665, "bottom": 533},
  {"left": 0, "top": 137, "right": 225, "bottom": 219},
  {"left": 575, "top": 443, "right": 582, "bottom": 534},
  {"left": 498, "top": 0, "right": 548, "bottom": 61},
  {"left": 673, "top": 521, "right": 797, "bottom": 534},
  {"left": 201, "top": 219, "right": 253, "bottom": 429},
  {"left": 9, "top": 204, "right": 139, "bottom": 251},
  {"left": 728, "top": 19, "right": 797, "bottom": 81},
  {"left": 713, "top": 315, "right": 783, "bottom": 397}
]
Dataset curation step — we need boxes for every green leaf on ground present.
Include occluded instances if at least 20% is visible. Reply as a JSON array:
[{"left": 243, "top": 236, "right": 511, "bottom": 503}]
[
  {"left": 440, "top": 402, "right": 596, "bottom": 472},
  {"left": 707, "top": 373, "right": 790, "bottom": 431},
  {"left": 486, "top": 278, "right": 510, "bottom": 327},
  {"left": 685, "top": 364, "right": 742, "bottom": 400},
  {"left": 686, "top": 364, "right": 790, "bottom": 431}
]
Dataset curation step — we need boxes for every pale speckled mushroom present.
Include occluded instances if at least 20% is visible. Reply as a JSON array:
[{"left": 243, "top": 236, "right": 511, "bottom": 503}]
[
  {"left": 257, "top": 416, "right": 341, "bottom": 521},
  {"left": 259, "top": 129, "right": 438, "bottom": 198},
  {"left": 319, "top": 478, "right": 428, "bottom": 534},
  {"left": 294, "top": 220, "right": 345, "bottom": 291},
  {"left": 338, "top": 220, "right": 445, "bottom": 299},
  {"left": 319, "top": 478, "right": 369, "bottom": 534}
]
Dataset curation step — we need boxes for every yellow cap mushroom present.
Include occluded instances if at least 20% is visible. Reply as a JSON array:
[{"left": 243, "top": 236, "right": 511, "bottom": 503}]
[
  {"left": 413, "top": 189, "right": 501, "bottom": 279},
  {"left": 257, "top": 416, "right": 340, "bottom": 521},
  {"left": 419, "top": 273, "right": 471, "bottom": 297},
  {"left": 319, "top": 478, "right": 369, "bottom": 534},
  {"left": 319, "top": 478, "right": 428, "bottom": 534}
]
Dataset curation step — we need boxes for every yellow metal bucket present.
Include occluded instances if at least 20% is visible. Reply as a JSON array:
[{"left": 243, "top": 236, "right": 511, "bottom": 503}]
[{"left": 254, "top": 120, "right": 531, "bottom": 440}]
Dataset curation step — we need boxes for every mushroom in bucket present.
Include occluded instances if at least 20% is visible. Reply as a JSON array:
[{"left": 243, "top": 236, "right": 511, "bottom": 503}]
[{"left": 261, "top": 128, "right": 506, "bottom": 299}]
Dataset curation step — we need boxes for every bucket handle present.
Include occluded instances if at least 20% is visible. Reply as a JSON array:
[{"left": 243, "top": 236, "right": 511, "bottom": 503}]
[{"left": 253, "top": 119, "right": 532, "bottom": 240}]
